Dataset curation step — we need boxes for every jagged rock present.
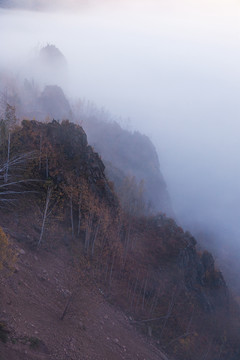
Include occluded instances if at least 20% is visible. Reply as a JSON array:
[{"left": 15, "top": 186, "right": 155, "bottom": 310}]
[
  {"left": 38, "top": 86, "right": 71, "bottom": 121},
  {"left": 178, "top": 232, "right": 228, "bottom": 311},
  {"left": 82, "top": 117, "right": 173, "bottom": 215},
  {"left": 201, "top": 251, "right": 215, "bottom": 273}
]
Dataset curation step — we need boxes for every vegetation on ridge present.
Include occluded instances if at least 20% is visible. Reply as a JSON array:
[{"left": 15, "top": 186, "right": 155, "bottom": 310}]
[{"left": 0, "top": 114, "right": 240, "bottom": 360}]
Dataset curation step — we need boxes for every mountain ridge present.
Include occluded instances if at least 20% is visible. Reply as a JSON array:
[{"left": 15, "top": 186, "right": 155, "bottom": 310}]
[{"left": 0, "top": 119, "right": 239, "bottom": 360}]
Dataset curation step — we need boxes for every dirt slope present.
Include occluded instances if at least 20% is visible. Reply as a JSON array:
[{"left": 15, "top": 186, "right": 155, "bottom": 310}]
[{"left": 0, "top": 243, "right": 169, "bottom": 360}]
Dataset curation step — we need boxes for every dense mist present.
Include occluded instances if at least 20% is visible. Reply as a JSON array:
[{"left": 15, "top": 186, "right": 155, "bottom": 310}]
[{"left": 1, "top": 1, "right": 240, "bottom": 262}]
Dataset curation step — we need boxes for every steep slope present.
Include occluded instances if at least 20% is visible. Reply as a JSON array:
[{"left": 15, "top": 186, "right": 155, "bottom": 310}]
[
  {"left": 0, "top": 120, "right": 239, "bottom": 360},
  {"left": 81, "top": 116, "right": 172, "bottom": 215},
  {"left": 0, "top": 119, "right": 169, "bottom": 359},
  {"left": 0, "top": 242, "right": 168, "bottom": 360},
  {"left": 0, "top": 40, "right": 172, "bottom": 216}
]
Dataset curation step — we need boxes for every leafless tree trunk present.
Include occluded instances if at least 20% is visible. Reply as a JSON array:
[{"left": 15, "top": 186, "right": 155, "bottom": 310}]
[
  {"left": 46, "top": 155, "right": 49, "bottom": 178},
  {"left": 159, "top": 288, "right": 177, "bottom": 340},
  {"left": 108, "top": 251, "right": 116, "bottom": 287},
  {"left": 122, "top": 222, "right": 131, "bottom": 269},
  {"left": 142, "top": 272, "right": 149, "bottom": 310},
  {"left": 4, "top": 131, "right": 10, "bottom": 183},
  {"left": 77, "top": 192, "right": 82, "bottom": 236},
  {"left": 165, "top": 307, "right": 194, "bottom": 348},
  {"left": 130, "top": 270, "right": 140, "bottom": 310},
  {"left": 91, "top": 219, "right": 101, "bottom": 256},
  {"left": 127, "top": 274, "right": 132, "bottom": 298},
  {"left": 104, "top": 261, "right": 109, "bottom": 282},
  {"left": 39, "top": 132, "right": 42, "bottom": 170},
  {"left": 202, "top": 340, "right": 212, "bottom": 360},
  {"left": 38, "top": 186, "right": 52, "bottom": 247},
  {"left": 149, "top": 286, "right": 160, "bottom": 316},
  {"left": 135, "top": 277, "right": 145, "bottom": 312},
  {"left": 217, "top": 341, "right": 224, "bottom": 360},
  {"left": 128, "top": 278, "right": 134, "bottom": 299},
  {"left": 60, "top": 292, "right": 74, "bottom": 321},
  {"left": 70, "top": 193, "right": 74, "bottom": 239},
  {"left": 84, "top": 212, "right": 94, "bottom": 254}
]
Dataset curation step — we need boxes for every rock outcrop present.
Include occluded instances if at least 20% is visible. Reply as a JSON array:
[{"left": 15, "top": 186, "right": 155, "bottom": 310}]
[{"left": 81, "top": 117, "right": 173, "bottom": 216}]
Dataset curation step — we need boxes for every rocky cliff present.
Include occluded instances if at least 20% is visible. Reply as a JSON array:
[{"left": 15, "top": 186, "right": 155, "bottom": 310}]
[
  {"left": 0, "top": 119, "right": 239, "bottom": 360},
  {"left": 12, "top": 80, "right": 173, "bottom": 216},
  {"left": 81, "top": 116, "right": 173, "bottom": 215}
]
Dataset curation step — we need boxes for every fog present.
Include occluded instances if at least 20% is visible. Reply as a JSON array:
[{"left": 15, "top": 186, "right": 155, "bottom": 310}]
[{"left": 1, "top": 1, "right": 240, "bottom": 258}]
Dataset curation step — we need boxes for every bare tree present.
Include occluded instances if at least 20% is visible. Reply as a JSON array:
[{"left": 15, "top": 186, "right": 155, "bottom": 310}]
[
  {"left": 77, "top": 192, "right": 82, "bottom": 236},
  {"left": 0, "top": 152, "right": 39, "bottom": 206},
  {"left": 165, "top": 306, "right": 195, "bottom": 348},
  {"left": 70, "top": 192, "right": 74, "bottom": 239},
  {"left": 4, "top": 132, "right": 10, "bottom": 183},
  {"left": 159, "top": 288, "right": 178, "bottom": 340},
  {"left": 38, "top": 186, "right": 52, "bottom": 247}
]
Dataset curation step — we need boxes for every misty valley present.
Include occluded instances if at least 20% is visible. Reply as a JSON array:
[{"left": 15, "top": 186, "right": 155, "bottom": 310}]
[{"left": 1, "top": 2, "right": 240, "bottom": 360}]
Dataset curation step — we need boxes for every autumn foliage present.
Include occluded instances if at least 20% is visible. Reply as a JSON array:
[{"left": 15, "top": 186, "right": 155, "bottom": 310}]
[{"left": 0, "top": 119, "right": 240, "bottom": 360}]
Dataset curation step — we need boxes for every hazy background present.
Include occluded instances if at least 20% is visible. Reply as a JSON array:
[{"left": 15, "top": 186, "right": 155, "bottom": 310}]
[{"left": 1, "top": 0, "right": 240, "bottom": 257}]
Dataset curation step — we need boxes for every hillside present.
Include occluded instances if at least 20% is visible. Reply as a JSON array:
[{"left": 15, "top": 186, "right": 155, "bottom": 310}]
[
  {"left": 0, "top": 242, "right": 168, "bottom": 360},
  {"left": 80, "top": 115, "right": 172, "bottom": 215},
  {"left": 0, "top": 119, "right": 240, "bottom": 360},
  {"left": 0, "top": 74, "right": 172, "bottom": 216}
]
